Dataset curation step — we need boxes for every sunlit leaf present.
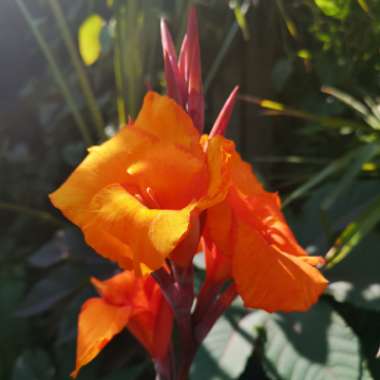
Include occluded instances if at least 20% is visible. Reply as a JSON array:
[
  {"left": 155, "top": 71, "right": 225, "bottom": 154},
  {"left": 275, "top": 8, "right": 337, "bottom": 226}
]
[
  {"left": 191, "top": 312, "right": 266, "bottom": 379},
  {"left": 321, "top": 143, "right": 380, "bottom": 210},
  {"left": 357, "top": 0, "right": 369, "bottom": 13},
  {"left": 297, "top": 49, "right": 312, "bottom": 60},
  {"left": 326, "top": 194, "right": 380, "bottom": 268},
  {"left": 283, "top": 146, "right": 364, "bottom": 207},
  {"left": 314, "top": 0, "right": 351, "bottom": 20},
  {"left": 276, "top": 0, "right": 298, "bottom": 38},
  {"left": 231, "top": 2, "right": 250, "bottom": 40},
  {"left": 322, "top": 86, "right": 380, "bottom": 129},
  {"left": 261, "top": 301, "right": 374, "bottom": 380},
  {"left": 79, "top": 14, "right": 105, "bottom": 65}
]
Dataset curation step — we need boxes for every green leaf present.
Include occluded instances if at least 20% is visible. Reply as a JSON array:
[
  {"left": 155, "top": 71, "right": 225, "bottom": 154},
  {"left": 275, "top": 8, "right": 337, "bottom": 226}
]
[
  {"left": 231, "top": 2, "right": 250, "bottom": 40},
  {"left": 12, "top": 349, "right": 55, "bottom": 380},
  {"left": 28, "top": 227, "right": 94, "bottom": 268},
  {"left": 357, "top": 0, "right": 369, "bottom": 13},
  {"left": 326, "top": 194, "right": 380, "bottom": 267},
  {"left": 261, "top": 301, "right": 374, "bottom": 380},
  {"left": 79, "top": 14, "right": 105, "bottom": 65},
  {"left": 327, "top": 233, "right": 380, "bottom": 311},
  {"left": 191, "top": 312, "right": 266, "bottom": 380},
  {"left": 314, "top": 0, "right": 351, "bottom": 20},
  {"left": 321, "top": 143, "right": 380, "bottom": 211},
  {"left": 283, "top": 146, "right": 363, "bottom": 207},
  {"left": 322, "top": 87, "right": 380, "bottom": 130},
  {"left": 16, "top": 265, "right": 86, "bottom": 317}
]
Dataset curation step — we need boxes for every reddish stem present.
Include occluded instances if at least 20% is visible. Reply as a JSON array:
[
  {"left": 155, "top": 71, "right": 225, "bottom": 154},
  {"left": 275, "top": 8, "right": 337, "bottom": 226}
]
[
  {"left": 192, "top": 278, "right": 224, "bottom": 325},
  {"left": 195, "top": 283, "right": 238, "bottom": 344},
  {"left": 153, "top": 265, "right": 237, "bottom": 380}
]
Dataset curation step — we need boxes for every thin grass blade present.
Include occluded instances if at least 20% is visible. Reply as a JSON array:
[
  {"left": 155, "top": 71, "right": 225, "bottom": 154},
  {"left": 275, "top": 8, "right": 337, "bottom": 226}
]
[
  {"left": 321, "top": 143, "right": 380, "bottom": 210},
  {"left": 15, "top": 0, "right": 93, "bottom": 146},
  {"left": 47, "top": 0, "right": 106, "bottom": 141},
  {"left": 325, "top": 194, "right": 380, "bottom": 268},
  {"left": 283, "top": 147, "right": 365, "bottom": 207}
]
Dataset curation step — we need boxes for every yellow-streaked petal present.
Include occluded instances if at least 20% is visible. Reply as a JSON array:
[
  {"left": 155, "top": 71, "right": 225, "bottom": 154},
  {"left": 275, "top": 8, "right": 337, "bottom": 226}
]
[
  {"left": 49, "top": 126, "right": 153, "bottom": 226},
  {"left": 232, "top": 222, "right": 328, "bottom": 313},
  {"left": 71, "top": 298, "right": 130, "bottom": 378},
  {"left": 86, "top": 184, "right": 195, "bottom": 273},
  {"left": 197, "top": 135, "right": 232, "bottom": 210}
]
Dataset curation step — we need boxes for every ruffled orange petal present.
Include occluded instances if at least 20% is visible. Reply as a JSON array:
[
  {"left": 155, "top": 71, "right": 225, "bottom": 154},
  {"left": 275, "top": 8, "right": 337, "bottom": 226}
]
[
  {"left": 49, "top": 126, "right": 153, "bottom": 226},
  {"left": 71, "top": 298, "right": 131, "bottom": 378},
  {"left": 197, "top": 135, "right": 232, "bottom": 210},
  {"left": 85, "top": 184, "right": 195, "bottom": 274},
  {"left": 126, "top": 276, "right": 173, "bottom": 359},
  {"left": 135, "top": 92, "right": 201, "bottom": 154},
  {"left": 232, "top": 222, "right": 328, "bottom": 312},
  {"left": 228, "top": 188, "right": 306, "bottom": 257},
  {"left": 125, "top": 141, "right": 207, "bottom": 210},
  {"left": 229, "top": 149, "right": 265, "bottom": 197},
  {"left": 91, "top": 271, "right": 148, "bottom": 307}
]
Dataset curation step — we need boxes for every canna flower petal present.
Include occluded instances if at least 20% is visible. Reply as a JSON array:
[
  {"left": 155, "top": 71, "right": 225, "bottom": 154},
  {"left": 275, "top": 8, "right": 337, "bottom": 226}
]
[
  {"left": 204, "top": 137, "right": 328, "bottom": 312},
  {"left": 233, "top": 221, "right": 328, "bottom": 312},
  {"left": 85, "top": 184, "right": 195, "bottom": 275},
  {"left": 72, "top": 271, "right": 173, "bottom": 378},
  {"left": 50, "top": 92, "right": 227, "bottom": 274},
  {"left": 71, "top": 298, "right": 131, "bottom": 378}
]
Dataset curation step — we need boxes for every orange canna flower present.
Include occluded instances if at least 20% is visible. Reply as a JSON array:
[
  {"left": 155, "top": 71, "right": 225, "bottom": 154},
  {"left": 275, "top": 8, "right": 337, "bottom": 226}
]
[
  {"left": 50, "top": 92, "right": 231, "bottom": 275},
  {"left": 71, "top": 270, "right": 173, "bottom": 378},
  {"left": 203, "top": 143, "right": 328, "bottom": 312}
]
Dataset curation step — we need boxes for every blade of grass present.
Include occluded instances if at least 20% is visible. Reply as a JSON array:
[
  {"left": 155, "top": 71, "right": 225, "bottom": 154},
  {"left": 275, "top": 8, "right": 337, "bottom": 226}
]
[
  {"left": 114, "top": 3, "right": 127, "bottom": 125},
  {"left": 322, "top": 86, "right": 380, "bottom": 130},
  {"left": 15, "top": 0, "right": 93, "bottom": 146},
  {"left": 47, "top": 0, "right": 106, "bottom": 141},
  {"left": 230, "top": 1, "right": 250, "bottom": 40},
  {"left": 126, "top": 1, "right": 144, "bottom": 118},
  {"left": 0, "top": 202, "right": 64, "bottom": 227},
  {"left": 240, "top": 95, "right": 369, "bottom": 131},
  {"left": 283, "top": 146, "right": 365, "bottom": 207},
  {"left": 357, "top": 0, "right": 369, "bottom": 13},
  {"left": 321, "top": 143, "right": 380, "bottom": 210},
  {"left": 275, "top": 0, "right": 298, "bottom": 39},
  {"left": 325, "top": 194, "right": 380, "bottom": 268},
  {"left": 204, "top": 1, "right": 251, "bottom": 92}
]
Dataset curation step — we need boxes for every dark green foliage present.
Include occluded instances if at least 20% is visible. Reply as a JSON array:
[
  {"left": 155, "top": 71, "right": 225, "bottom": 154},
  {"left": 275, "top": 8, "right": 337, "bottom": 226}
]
[{"left": 1, "top": 0, "right": 380, "bottom": 379}]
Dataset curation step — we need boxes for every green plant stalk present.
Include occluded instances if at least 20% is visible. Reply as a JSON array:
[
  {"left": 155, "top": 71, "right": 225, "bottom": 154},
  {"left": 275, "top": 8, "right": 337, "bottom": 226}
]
[
  {"left": 47, "top": 0, "right": 106, "bottom": 141},
  {"left": 15, "top": 0, "right": 93, "bottom": 146},
  {"left": 204, "top": 1, "right": 250, "bottom": 92},
  {"left": 125, "top": 0, "right": 143, "bottom": 118},
  {"left": 326, "top": 194, "right": 380, "bottom": 268},
  {"left": 114, "top": 42, "right": 127, "bottom": 126},
  {"left": 0, "top": 202, "right": 64, "bottom": 227},
  {"left": 114, "top": 3, "right": 128, "bottom": 125},
  {"left": 275, "top": 0, "right": 298, "bottom": 39}
]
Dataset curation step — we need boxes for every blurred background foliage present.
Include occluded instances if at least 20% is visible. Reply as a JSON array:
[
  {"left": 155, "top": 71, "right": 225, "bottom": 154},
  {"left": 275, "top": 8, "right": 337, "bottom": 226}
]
[{"left": 1, "top": 0, "right": 380, "bottom": 379}]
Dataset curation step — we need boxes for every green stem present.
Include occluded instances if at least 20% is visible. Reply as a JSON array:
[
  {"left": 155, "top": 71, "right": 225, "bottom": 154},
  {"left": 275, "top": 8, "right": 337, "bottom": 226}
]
[
  {"left": 0, "top": 202, "right": 64, "bottom": 227},
  {"left": 15, "top": 0, "right": 93, "bottom": 146},
  {"left": 115, "top": 4, "right": 127, "bottom": 125},
  {"left": 47, "top": 0, "right": 106, "bottom": 141}
]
